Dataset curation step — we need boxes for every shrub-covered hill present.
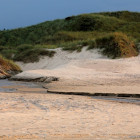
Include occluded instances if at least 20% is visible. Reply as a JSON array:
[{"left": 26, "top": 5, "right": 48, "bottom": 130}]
[
  {"left": 99, "top": 11, "right": 140, "bottom": 22},
  {"left": 1, "top": 11, "right": 140, "bottom": 46},
  {"left": 0, "top": 11, "right": 140, "bottom": 62}
]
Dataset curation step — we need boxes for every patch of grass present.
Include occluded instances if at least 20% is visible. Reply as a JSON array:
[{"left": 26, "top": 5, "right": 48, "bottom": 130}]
[
  {"left": 0, "top": 44, "right": 57, "bottom": 63},
  {"left": 0, "top": 11, "right": 140, "bottom": 47},
  {"left": 59, "top": 32, "right": 138, "bottom": 58},
  {"left": 34, "top": 44, "right": 57, "bottom": 49},
  {"left": 0, "top": 11, "right": 140, "bottom": 61},
  {"left": 0, "top": 49, "right": 16, "bottom": 59},
  {"left": 95, "top": 32, "right": 138, "bottom": 58},
  {"left": 87, "top": 40, "right": 97, "bottom": 50},
  {"left": 60, "top": 40, "right": 89, "bottom": 52},
  {"left": 99, "top": 11, "right": 140, "bottom": 22},
  {"left": 0, "top": 55, "right": 21, "bottom": 73},
  {"left": 43, "top": 31, "right": 109, "bottom": 44},
  {"left": 13, "top": 44, "right": 56, "bottom": 63}
]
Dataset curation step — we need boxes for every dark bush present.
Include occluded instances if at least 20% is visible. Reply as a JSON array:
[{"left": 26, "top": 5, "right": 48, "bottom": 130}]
[{"left": 74, "top": 15, "right": 96, "bottom": 31}]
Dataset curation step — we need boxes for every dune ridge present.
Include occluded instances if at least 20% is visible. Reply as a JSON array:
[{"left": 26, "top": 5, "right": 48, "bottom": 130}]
[{"left": 14, "top": 47, "right": 140, "bottom": 95}]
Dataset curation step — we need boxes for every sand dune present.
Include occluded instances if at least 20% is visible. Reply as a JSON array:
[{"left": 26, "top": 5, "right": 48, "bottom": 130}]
[
  {"left": 1, "top": 47, "right": 140, "bottom": 139},
  {"left": 16, "top": 47, "right": 140, "bottom": 94}
]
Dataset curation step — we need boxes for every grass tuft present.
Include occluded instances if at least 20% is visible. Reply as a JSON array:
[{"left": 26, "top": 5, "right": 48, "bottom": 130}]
[
  {"left": 0, "top": 55, "right": 21, "bottom": 75},
  {"left": 95, "top": 32, "right": 138, "bottom": 58},
  {"left": 13, "top": 44, "right": 56, "bottom": 63}
]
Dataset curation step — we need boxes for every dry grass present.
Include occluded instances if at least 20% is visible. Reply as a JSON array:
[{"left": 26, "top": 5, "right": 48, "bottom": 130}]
[
  {"left": 0, "top": 55, "right": 21, "bottom": 75},
  {"left": 113, "top": 32, "right": 138, "bottom": 57},
  {"left": 94, "top": 32, "right": 138, "bottom": 58}
]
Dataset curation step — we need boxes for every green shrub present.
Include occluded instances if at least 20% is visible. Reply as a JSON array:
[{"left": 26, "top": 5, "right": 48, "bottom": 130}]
[
  {"left": 99, "top": 11, "right": 140, "bottom": 22},
  {"left": 87, "top": 40, "right": 97, "bottom": 50},
  {"left": 34, "top": 44, "right": 57, "bottom": 49},
  {"left": 95, "top": 32, "right": 138, "bottom": 58},
  {"left": 0, "top": 11, "right": 140, "bottom": 60},
  {"left": 0, "top": 49, "right": 17, "bottom": 60},
  {"left": 0, "top": 55, "right": 21, "bottom": 72},
  {"left": 73, "top": 15, "right": 96, "bottom": 31},
  {"left": 60, "top": 40, "right": 89, "bottom": 52},
  {"left": 14, "top": 46, "right": 56, "bottom": 63}
]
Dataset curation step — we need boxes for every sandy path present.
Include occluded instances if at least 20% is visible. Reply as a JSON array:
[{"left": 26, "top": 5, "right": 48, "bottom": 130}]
[{"left": 0, "top": 92, "right": 139, "bottom": 140}]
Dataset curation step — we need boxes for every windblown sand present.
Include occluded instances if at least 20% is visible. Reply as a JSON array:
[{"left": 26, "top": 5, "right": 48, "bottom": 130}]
[{"left": 17, "top": 47, "right": 140, "bottom": 94}]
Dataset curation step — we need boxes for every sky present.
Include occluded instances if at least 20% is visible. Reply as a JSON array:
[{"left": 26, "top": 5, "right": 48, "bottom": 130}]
[{"left": 0, "top": 0, "right": 140, "bottom": 29}]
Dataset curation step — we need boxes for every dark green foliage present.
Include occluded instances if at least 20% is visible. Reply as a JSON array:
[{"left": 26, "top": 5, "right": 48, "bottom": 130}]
[
  {"left": 87, "top": 40, "right": 97, "bottom": 50},
  {"left": 64, "top": 14, "right": 124, "bottom": 32},
  {"left": 95, "top": 34, "right": 120, "bottom": 58},
  {"left": 13, "top": 44, "right": 56, "bottom": 63},
  {"left": 0, "top": 44, "right": 56, "bottom": 63},
  {"left": 0, "top": 11, "right": 140, "bottom": 47},
  {"left": 95, "top": 33, "right": 138, "bottom": 58},
  {"left": 0, "top": 11, "right": 140, "bottom": 62},
  {"left": 99, "top": 11, "right": 140, "bottom": 22},
  {"left": 70, "top": 15, "right": 96, "bottom": 31},
  {"left": 60, "top": 40, "right": 89, "bottom": 52},
  {"left": 0, "top": 49, "right": 16, "bottom": 59},
  {"left": 61, "top": 33, "right": 138, "bottom": 58}
]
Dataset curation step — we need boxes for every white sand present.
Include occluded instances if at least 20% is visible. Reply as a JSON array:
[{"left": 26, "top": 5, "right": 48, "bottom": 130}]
[
  {"left": 16, "top": 47, "right": 140, "bottom": 94},
  {"left": 16, "top": 47, "right": 107, "bottom": 70}
]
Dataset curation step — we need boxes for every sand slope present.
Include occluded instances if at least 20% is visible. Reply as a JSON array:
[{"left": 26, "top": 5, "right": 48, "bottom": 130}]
[
  {"left": 16, "top": 47, "right": 140, "bottom": 94},
  {"left": 1, "top": 48, "right": 140, "bottom": 139}
]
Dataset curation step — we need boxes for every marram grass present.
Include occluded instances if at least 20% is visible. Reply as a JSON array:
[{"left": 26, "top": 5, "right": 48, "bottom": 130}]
[{"left": 0, "top": 55, "right": 21, "bottom": 73}]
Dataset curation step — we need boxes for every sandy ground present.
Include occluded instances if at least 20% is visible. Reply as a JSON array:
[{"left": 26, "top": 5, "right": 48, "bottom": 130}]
[
  {"left": 0, "top": 92, "right": 140, "bottom": 140},
  {"left": 0, "top": 48, "right": 140, "bottom": 139},
  {"left": 16, "top": 47, "right": 140, "bottom": 94}
]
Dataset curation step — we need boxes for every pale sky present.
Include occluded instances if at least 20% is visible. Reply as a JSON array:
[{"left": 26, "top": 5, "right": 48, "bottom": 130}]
[{"left": 0, "top": 0, "right": 140, "bottom": 29}]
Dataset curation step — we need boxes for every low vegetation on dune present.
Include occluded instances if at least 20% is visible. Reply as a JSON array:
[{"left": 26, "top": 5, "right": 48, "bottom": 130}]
[
  {"left": 99, "top": 11, "right": 140, "bottom": 22},
  {"left": 0, "top": 55, "right": 21, "bottom": 78},
  {"left": 61, "top": 32, "right": 138, "bottom": 58},
  {"left": 93, "top": 32, "right": 138, "bottom": 58},
  {"left": 13, "top": 44, "right": 56, "bottom": 63},
  {"left": 0, "top": 11, "right": 140, "bottom": 62}
]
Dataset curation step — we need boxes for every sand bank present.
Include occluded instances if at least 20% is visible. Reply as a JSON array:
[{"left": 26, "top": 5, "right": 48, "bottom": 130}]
[{"left": 15, "top": 47, "right": 140, "bottom": 95}]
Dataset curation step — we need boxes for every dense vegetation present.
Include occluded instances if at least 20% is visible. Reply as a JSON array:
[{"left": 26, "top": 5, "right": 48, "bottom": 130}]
[{"left": 0, "top": 11, "right": 140, "bottom": 62}]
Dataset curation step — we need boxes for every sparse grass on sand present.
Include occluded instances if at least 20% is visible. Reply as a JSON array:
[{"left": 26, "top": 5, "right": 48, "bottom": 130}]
[
  {"left": 60, "top": 32, "right": 138, "bottom": 58},
  {"left": 0, "top": 55, "right": 21, "bottom": 76}
]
